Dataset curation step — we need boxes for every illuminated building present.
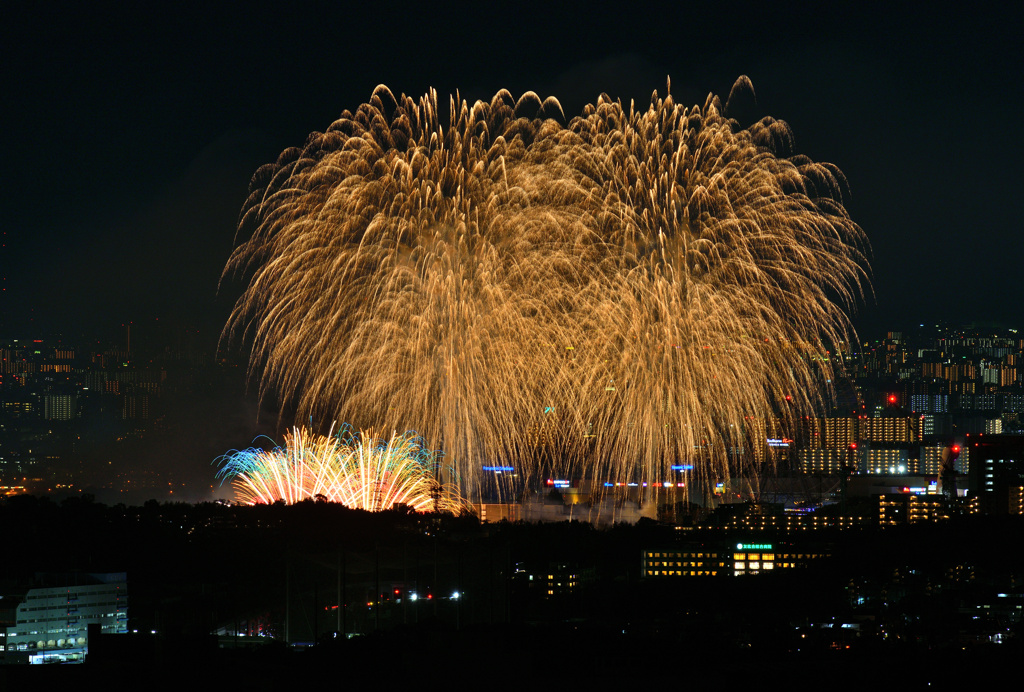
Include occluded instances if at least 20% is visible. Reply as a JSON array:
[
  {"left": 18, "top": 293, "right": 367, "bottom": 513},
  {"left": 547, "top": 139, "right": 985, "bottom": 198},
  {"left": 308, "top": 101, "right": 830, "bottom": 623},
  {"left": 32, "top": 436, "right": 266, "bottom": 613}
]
[
  {"left": 919, "top": 444, "right": 946, "bottom": 475},
  {"left": 1003, "top": 393, "right": 1024, "bottom": 411},
  {"left": 643, "top": 548, "right": 725, "bottom": 577},
  {"left": 910, "top": 393, "right": 948, "bottom": 413},
  {"left": 642, "top": 541, "right": 830, "bottom": 578},
  {"left": 877, "top": 494, "right": 950, "bottom": 526},
  {"left": 954, "top": 380, "right": 976, "bottom": 395},
  {"left": 798, "top": 416, "right": 822, "bottom": 439},
  {"left": 121, "top": 391, "right": 149, "bottom": 421},
  {"left": 959, "top": 393, "right": 998, "bottom": 411},
  {"left": 966, "top": 435, "right": 1024, "bottom": 514},
  {"left": 822, "top": 417, "right": 856, "bottom": 448},
  {"left": 998, "top": 365, "right": 1016, "bottom": 387},
  {"left": 541, "top": 564, "right": 591, "bottom": 598},
  {"left": 1010, "top": 485, "right": 1024, "bottom": 515},
  {"left": 43, "top": 393, "right": 76, "bottom": 420},
  {"left": 712, "top": 502, "right": 868, "bottom": 532},
  {"left": 796, "top": 417, "right": 859, "bottom": 475},
  {"left": 801, "top": 416, "right": 921, "bottom": 475},
  {"left": 944, "top": 362, "right": 976, "bottom": 382},
  {"left": 863, "top": 448, "right": 909, "bottom": 474},
  {"left": 733, "top": 510, "right": 869, "bottom": 531},
  {"left": 4, "top": 573, "right": 128, "bottom": 664},
  {"left": 2, "top": 399, "right": 35, "bottom": 418},
  {"left": 921, "top": 414, "right": 953, "bottom": 436},
  {"left": 729, "top": 542, "right": 829, "bottom": 575},
  {"left": 798, "top": 448, "right": 847, "bottom": 475},
  {"left": 780, "top": 512, "right": 869, "bottom": 531},
  {"left": 981, "top": 364, "right": 1001, "bottom": 386},
  {"left": 858, "top": 416, "right": 920, "bottom": 444}
]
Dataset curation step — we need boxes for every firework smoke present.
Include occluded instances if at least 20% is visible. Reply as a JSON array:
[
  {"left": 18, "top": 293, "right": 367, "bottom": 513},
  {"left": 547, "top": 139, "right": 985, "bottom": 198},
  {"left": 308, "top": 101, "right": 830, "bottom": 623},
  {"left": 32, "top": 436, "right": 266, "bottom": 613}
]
[{"left": 223, "top": 77, "right": 868, "bottom": 498}]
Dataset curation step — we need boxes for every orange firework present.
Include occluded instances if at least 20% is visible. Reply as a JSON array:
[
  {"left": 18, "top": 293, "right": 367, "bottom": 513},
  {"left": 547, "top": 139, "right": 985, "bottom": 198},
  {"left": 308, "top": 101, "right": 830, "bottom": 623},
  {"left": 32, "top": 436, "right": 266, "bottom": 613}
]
[
  {"left": 216, "top": 426, "right": 467, "bottom": 512},
  {"left": 222, "top": 77, "right": 869, "bottom": 498}
]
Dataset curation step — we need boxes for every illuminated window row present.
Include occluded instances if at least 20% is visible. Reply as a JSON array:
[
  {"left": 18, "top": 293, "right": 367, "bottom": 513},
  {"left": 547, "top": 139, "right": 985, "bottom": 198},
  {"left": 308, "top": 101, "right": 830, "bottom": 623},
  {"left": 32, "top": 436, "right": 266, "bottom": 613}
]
[{"left": 645, "top": 570, "right": 719, "bottom": 577}]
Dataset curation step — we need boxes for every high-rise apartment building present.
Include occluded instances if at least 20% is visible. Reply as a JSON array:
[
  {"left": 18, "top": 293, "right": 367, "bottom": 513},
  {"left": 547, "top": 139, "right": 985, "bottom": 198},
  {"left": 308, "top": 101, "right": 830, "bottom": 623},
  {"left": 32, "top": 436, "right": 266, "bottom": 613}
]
[
  {"left": 43, "top": 393, "right": 76, "bottom": 420},
  {"left": 910, "top": 394, "right": 948, "bottom": 413},
  {"left": 859, "top": 416, "right": 920, "bottom": 444},
  {"left": 823, "top": 417, "right": 856, "bottom": 448},
  {"left": 798, "top": 448, "right": 848, "bottom": 475}
]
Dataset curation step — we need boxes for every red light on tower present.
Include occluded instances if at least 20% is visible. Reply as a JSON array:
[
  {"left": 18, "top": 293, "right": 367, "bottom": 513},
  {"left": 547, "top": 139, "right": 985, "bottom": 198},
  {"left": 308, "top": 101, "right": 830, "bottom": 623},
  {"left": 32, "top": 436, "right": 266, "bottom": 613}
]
[
  {"left": 888, "top": 394, "right": 897, "bottom": 404},
  {"left": 951, "top": 444, "right": 961, "bottom": 455}
]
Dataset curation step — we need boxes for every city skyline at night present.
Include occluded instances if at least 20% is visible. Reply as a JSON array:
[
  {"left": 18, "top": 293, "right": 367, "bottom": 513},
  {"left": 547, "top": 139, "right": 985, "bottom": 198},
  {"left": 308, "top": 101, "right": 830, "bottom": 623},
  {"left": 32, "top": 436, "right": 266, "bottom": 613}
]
[{"left": 3, "top": 3, "right": 1023, "bottom": 679}]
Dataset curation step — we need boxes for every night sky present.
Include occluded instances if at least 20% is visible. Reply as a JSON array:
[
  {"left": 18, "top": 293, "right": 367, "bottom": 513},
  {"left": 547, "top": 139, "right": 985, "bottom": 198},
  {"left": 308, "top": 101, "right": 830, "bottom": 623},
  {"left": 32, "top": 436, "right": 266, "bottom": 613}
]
[{"left": 4, "top": 3, "right": 1022, "bottom": 344}]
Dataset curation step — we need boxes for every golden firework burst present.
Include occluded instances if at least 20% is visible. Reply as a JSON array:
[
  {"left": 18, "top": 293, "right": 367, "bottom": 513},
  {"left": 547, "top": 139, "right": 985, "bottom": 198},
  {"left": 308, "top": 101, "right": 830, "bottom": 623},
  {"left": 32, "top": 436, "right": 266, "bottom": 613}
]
[{"left": 222, "top": 77, "right": 869, "bottom": 499}]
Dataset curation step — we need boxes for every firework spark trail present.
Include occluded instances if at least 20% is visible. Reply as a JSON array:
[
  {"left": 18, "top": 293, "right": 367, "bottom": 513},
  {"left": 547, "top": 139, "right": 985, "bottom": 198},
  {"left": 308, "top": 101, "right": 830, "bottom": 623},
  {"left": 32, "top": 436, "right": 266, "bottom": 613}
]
[
  {"left": 223, "top": 77, "right": 869, "bottom": 499},
  {"left": 215, "top": 427, "right": 464, "bottom": 511}
]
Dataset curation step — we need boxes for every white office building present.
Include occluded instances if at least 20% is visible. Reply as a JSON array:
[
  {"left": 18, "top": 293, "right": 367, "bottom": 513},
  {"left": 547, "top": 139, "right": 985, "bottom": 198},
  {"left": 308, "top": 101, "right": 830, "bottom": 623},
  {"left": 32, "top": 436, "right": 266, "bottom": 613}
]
[{"left": 4, "top": 573, "right": 127, "bottom": 664}]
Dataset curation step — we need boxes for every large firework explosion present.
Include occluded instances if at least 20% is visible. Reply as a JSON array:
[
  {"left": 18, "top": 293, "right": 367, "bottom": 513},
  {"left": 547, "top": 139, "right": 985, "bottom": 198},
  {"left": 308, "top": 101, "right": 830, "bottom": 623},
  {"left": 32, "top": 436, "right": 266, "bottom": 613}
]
[
  {"left": 216, "top": 426, "right": 466, "bottom": 512},
  {"left": 223, "top": 77, "right": 869, "bottom": 499}
]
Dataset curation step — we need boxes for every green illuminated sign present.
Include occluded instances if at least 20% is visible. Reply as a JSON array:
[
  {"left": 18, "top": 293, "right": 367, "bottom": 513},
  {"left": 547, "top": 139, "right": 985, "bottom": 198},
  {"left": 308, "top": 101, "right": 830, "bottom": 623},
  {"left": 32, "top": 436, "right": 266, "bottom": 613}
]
[{"left": 737, "top": 543, "right": 772, "bottom": 550}]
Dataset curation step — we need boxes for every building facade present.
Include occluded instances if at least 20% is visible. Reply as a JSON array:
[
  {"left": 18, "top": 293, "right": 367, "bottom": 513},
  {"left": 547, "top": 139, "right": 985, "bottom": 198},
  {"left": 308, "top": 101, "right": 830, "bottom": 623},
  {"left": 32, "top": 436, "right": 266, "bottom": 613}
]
[{"left": 4, "top": 573, "right": 127, "bottom": 664}]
